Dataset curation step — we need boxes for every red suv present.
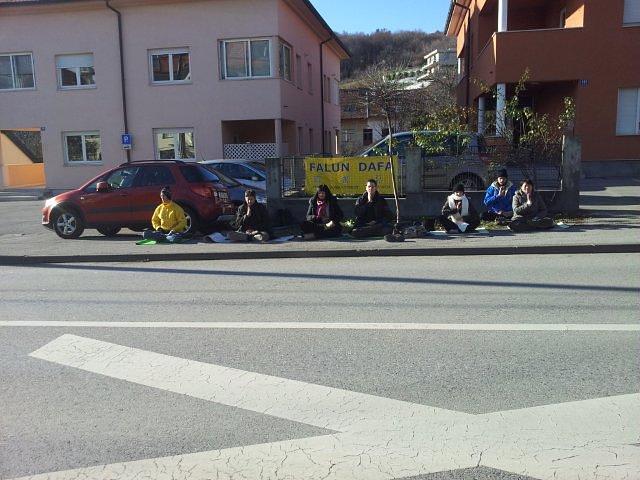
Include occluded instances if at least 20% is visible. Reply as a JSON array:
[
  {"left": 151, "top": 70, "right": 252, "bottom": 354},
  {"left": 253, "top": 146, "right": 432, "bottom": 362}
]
[{"left": 42, "top": 160, "right": 235, "bottom": 239}]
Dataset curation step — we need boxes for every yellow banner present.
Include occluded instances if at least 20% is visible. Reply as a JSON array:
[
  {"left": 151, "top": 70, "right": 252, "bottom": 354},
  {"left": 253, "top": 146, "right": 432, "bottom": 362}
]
[{"left": 303, "top": 156, "right": 399, "bottom": 195}]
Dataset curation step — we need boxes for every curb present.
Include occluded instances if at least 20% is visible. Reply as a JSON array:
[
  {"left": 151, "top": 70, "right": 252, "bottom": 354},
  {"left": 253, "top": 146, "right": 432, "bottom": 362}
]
[{"left": 1, "top": 243, "right": 639, "bottom": 265}]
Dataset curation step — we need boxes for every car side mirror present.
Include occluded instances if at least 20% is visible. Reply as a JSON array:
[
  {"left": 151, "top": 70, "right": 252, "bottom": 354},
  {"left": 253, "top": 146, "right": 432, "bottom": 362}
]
[{"left": 96, "top": 181, "right": 110, "bottom": 193}]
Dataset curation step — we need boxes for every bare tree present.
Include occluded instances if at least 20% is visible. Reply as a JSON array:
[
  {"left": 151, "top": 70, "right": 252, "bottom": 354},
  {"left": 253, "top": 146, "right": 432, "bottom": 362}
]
[{"left": 356, "top": 63, "right": 428, "bottom": 224}]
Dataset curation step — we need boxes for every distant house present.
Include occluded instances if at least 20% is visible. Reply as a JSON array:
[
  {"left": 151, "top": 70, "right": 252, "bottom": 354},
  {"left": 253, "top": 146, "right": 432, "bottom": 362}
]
[
  {"left": 0, "top": 0, "right": 349, "bottom": 190},
  {"left": 414, "top": 48, "right": 457, "bottom": 87},
  {"left": 446, "top": 0, "right": 640, "bottom": 175},
  {"left": 339, "top": 85, "right": 388, "bottom": 155}
]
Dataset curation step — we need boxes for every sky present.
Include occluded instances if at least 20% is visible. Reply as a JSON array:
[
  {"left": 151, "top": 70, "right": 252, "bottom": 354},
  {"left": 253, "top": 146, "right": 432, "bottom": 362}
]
[{"left": 309, "top": 0, "right": 452, "bottom": 34}]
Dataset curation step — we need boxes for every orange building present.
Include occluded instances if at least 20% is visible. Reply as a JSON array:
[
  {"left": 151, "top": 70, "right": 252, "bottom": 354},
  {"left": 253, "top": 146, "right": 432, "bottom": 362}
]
[{"left": 446, "top": 0, "right": 640, "bottom": 175}]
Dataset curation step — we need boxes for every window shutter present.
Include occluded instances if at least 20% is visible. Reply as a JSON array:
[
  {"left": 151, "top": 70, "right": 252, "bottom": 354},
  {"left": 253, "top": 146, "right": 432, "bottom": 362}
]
[
  {"left": 616, "top": 88, "right": 639, "bottom": 135},
  {"left": 56, "top": 54, "right": 93, "bottom": 69},
  {"left": 624, "top": 0, "right": 640, "bottom": 24}
]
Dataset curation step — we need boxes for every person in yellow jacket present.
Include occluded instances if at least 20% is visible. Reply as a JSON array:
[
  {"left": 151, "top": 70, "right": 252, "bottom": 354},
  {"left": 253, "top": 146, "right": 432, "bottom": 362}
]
[{"left": 142, "top": 187, "right": 187, "bottom": 243}]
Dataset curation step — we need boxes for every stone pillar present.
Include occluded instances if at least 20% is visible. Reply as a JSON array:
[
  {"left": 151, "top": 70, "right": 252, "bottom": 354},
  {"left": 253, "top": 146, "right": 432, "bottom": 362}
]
[
  {"left": 498, "top": 0, "right": 508, "bottom": 32},
  {"left": 478, "top": 96, "right": 486, "bottom": 134},
  {"left": 265, "top": 156, "right": 282, "bottom": 204},
  {"left": 496, "top": 83, "right": 507, "bottom": 136},
  {"left": 561, "top": 135, "right": 581, "bottom": 213},
  {"left": 404, "top": 147, "right": 422, "bottom": 194}
]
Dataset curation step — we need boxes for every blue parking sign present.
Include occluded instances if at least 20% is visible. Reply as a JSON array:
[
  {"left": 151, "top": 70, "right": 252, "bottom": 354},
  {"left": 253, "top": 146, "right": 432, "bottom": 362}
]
[{"left": 121, "top": 134, "right": 132, "bottom": 150}]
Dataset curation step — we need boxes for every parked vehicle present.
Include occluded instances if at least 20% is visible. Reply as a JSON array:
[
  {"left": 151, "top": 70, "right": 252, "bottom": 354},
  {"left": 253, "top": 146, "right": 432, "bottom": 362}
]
[
  {"left": 199, "top": 161, "right": 266, "bottom": 205},
  {"left": 42, "top": 160, "right": 234, "bottom": 239},
  {"left": 358, "top": 131, "right": 490, "bottom": 190},
  {"left": 203, "top": 160, "right": 267, "bottom": 190}
]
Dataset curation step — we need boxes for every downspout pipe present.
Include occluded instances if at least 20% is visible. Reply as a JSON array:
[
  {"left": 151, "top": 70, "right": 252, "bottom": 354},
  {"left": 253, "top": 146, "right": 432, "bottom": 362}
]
[
  {"left": 106, "top": 0, "right": 130, "bottom": 163},
  {"left": 319, "top": 37, "right": 331, "bottom": 155}
]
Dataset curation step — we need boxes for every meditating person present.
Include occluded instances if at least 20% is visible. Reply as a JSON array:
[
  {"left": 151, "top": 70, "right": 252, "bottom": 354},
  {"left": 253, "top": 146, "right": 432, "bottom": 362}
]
[
  {"left": 439, "top": 184, "right": 480, "bottom": 233},
  {"left": 482, "top": 168, "right": 516, "bottom": 224},
  {"left": 301, "top": 184, "right": 344, "bottom": 240},
  {"left": 509, "top": 179, "right": 554, "bottom": 232},
  {"left": 227, "top": 189, "right": 272, "bottom": 242},
  {"left": 142, "top": 186, "right": 187, "bottom": 243},
  {"left": 351, "top": 179, "right": 393, "bottom": 238}
]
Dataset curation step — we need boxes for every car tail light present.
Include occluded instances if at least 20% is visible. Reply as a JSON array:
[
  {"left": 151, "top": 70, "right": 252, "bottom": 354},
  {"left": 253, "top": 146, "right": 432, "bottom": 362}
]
[{"left": 190, "top": 184, "right": 215, "bottom": 198}]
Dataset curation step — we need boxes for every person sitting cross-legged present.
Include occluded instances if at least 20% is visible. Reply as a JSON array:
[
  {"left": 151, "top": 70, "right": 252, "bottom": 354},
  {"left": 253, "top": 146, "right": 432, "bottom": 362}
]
[
  {"left": 227, "top": 189, "right": 272, "bottom": 242},
  {"left": 300, "top": 184, "right": 344, "bottom": 240},
  {"left": 439, "top": 183, "right": 480, "bottom": 233},
  {"left": 481, "top": 168, "right": 516, "bottom": 224},
  {"left": 142, "top": 187, "right": 187, "bottom": 243},
  {"left": 509, "top": 179, "right": 554, "bottom": 232},
  {"left": 350, "top": 179, "right": 393, "bottom": 239}
]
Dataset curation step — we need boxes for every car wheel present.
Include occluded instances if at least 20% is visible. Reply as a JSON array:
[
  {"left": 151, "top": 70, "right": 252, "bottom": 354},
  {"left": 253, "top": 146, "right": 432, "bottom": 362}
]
[
  {"left": 53, "top": 208, "right": 84, "bottom": 239},
  {"left": 450, "top": 174, "right": 484, "bottom": 191},
  {"left": 181, "top": 206, "right": 199, "bottom": 235},
  {"left": 96, "top": 226, "right": 121, "bottom": 237}
]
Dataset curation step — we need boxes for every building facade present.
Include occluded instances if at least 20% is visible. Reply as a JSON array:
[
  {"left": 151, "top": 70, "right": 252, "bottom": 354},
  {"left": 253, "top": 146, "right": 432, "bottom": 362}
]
[
  {"left": 0, "top": 0, "right": 348, "bottom": 189},
  {"left": 446, "top": 0, "right": 640, "bottom": 174}
]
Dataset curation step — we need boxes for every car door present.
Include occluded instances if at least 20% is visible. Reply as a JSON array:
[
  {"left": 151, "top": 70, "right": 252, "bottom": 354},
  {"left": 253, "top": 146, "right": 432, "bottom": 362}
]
[
  {"left": 80, "top": 166, "right": 139, "bottom": 226},
  {"left": 127, "top": 165, "right": 177, "bottom": 225}
]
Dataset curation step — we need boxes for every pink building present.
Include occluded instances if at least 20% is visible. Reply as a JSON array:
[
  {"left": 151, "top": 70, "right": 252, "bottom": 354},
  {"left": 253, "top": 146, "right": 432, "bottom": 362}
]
[{"left": 0, "top": 0, "right": 349, "bottom": 189}]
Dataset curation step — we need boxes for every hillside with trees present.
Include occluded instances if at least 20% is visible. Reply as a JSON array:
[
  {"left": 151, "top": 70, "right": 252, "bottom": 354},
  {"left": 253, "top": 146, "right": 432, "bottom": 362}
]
[{"left": 337, "top": 29, "right": 454, "bottom": 80}]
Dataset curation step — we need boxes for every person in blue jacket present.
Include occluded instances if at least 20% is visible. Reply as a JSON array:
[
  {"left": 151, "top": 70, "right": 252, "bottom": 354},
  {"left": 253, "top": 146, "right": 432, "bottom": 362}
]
[{"left": 481, "top": 168, "right": 516, "bottom": 224}]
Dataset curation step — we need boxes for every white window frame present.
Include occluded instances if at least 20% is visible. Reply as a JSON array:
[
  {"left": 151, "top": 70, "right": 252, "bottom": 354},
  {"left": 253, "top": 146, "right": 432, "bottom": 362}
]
[
  {"left": 220, "top": 38, "right": 272, "bottom": 80},
  {"left": 623, "top": 0, "right": 640, "bottom": 25},
  {"left": 63, "top": 131, "right": 102, "bottom": 165},
  {"left": 153, "top": 128, "right": 196, "bottom": 160},
  {"left": 0, "top": 52, "right": 35, "bottom": 91},
  {"left": 149, "top": 48, "right": 191, "bottom": 85},
  {"left": 616, "top": 88, "right": 640, "bottom": 136},
  {"left": 56, "top": 53, "right": 95, "bottom": 90},
  {"left": 279, "top": 42, "right": 292, "bottom": 82}
]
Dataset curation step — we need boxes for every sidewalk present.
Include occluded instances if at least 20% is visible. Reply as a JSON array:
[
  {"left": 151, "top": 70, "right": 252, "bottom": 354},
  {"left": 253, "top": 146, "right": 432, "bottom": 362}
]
[{"left": 1, "top": 178, "right": 638, "bottom": 265}]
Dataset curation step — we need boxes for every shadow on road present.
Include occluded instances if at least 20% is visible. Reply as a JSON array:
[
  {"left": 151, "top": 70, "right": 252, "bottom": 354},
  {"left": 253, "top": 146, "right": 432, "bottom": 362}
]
[{"left": 23, "top": 263, "right": 640, "bottom": 294}]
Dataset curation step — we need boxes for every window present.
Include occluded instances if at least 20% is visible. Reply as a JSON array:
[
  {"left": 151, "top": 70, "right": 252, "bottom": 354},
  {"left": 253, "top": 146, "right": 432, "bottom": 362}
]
[
  {"left": 106, "top": 167, "right": 140, "bottom": 189},
  {"left": 624, "top": 0, "right": 640, "bottom": 24},
  {"left": 616, "top": 88, "right": 640, "bottom": 135},
  {"left": 149, "top": 49, "right": 191, "bottom": 84},
  {"left": 307, "top": 62, "right": 313, "bottom": 93},
  {"left": 309, "top": 128, "right": 314, "bottom": 152},
  {"left": 221, "top": 39, "right": 271, "bottom": 79},
  {"left": 154, "top": 129, "right": 195, "bottom": 160},
  {"left": 64, "top": 132, "right": 102, "bottom": 164},
  {"left": 295, "top": 54, "right": 302, "bottom": 88},
  {"left": 323, "top": 75, "right": 330, "bottom": 102},
  {"left": 363, "top": 128, "right": 373, "bottom": 146},
  {"left": 0, "top": 53, "right": 35, "bottom": 90},
  {"left": 331, "top": 78, "right": 339, "bottom": 105},
  {"left": 297, "top": 126, "right": 304, "bottom": 153},
  {"left": 179, "top": 165, "right": 220, "bottom": 183},
  {"left": 279, "top": 42, "right": 292, "bottom": 81},
  {"left": 56, "top": 54, "right": 95, "bottom": 89},
  {"left": 137, "top": 165, "right": 176, "bottom": 187}
]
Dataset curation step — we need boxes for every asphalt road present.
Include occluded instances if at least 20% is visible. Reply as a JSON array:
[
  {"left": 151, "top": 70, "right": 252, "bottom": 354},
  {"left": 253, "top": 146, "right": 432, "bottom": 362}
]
[{"left": 1, "top": 254, "right": 639, "bottom": 480}]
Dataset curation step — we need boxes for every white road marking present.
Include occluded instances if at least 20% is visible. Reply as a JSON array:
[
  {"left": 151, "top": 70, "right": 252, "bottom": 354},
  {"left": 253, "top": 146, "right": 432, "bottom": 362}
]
[
  {"left": 2, "top": 320, "right": 639, "bottom": 331},
  {"left": 14, "top": 334, "right": 640, "bottom": 480}
]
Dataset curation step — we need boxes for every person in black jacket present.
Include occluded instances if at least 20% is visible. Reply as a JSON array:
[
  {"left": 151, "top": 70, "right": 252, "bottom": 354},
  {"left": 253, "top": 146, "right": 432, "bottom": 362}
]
[
  {"left": 301, "top": 184, "right": 344, "bottom": 240},
  {"left": 227, "top": 189, "right": 272, "bottom": 242},
  {"left": 351, "top": 179, "right": 393, "bottom": 238},
  {"left": 439, "top": 183, "right": 480, "bottom": 233}
]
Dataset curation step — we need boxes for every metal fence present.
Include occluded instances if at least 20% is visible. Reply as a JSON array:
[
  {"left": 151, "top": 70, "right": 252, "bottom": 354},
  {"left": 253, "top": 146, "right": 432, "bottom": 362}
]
[
  {"left": 421, "top": 143, "right": 563, "bottom": 192},
  {"left": 279, "top": 155, "right": 405, "bottom": 198}
]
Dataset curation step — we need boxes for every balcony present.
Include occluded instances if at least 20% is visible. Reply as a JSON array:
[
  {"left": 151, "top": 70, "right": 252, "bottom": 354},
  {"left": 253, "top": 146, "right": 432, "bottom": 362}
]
[{"left": 474, "top": 27, "right": 585, "bottom": 89}]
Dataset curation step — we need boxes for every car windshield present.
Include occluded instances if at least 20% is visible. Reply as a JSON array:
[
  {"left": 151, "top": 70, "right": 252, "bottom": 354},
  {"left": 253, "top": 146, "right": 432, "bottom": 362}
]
[
  {"left": 201, "top": 165, "right": 241, "bottom": 187},
  {"left": 179, "top": 165, "right": 221, "bottom": 183}
]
